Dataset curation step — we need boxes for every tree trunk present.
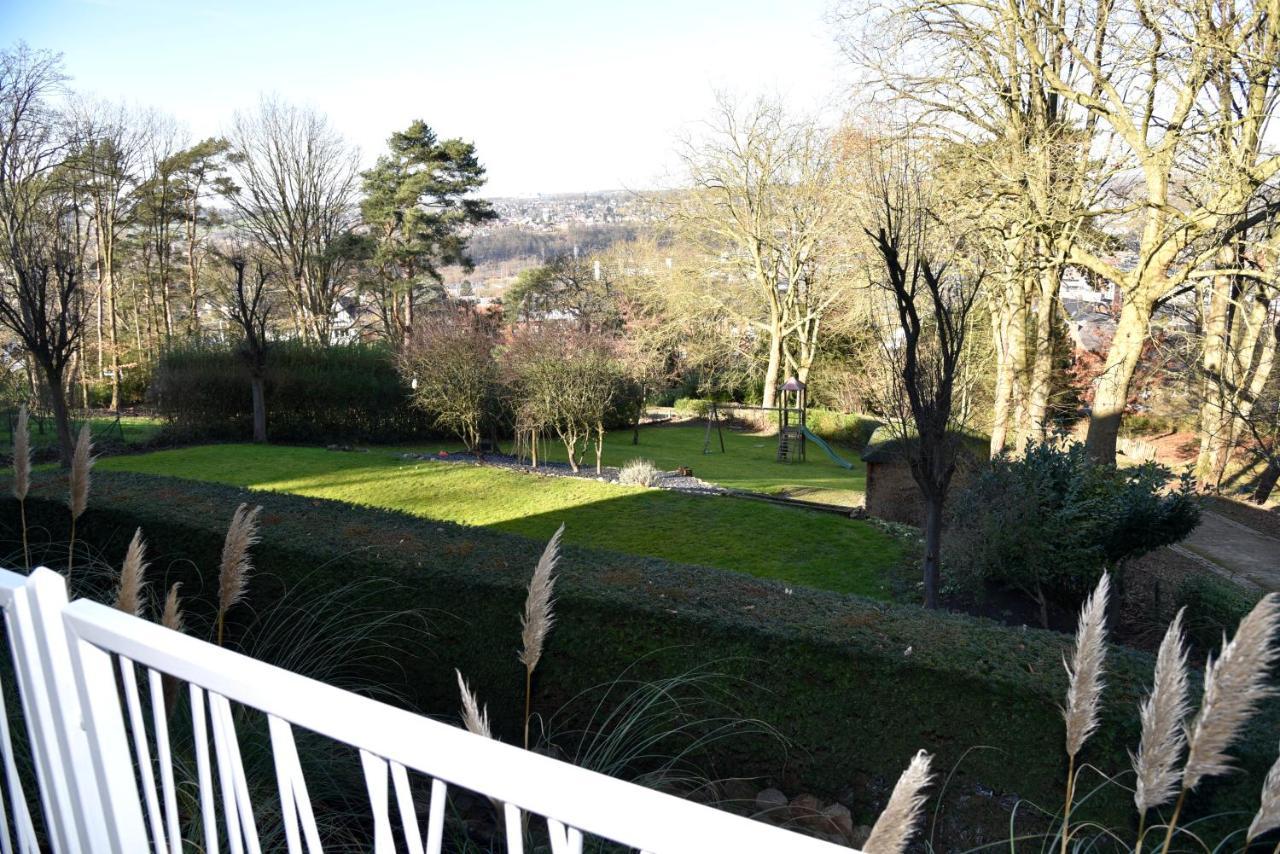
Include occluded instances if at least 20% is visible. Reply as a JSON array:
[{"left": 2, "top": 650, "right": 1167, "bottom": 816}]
[
  {"left": 1021, "top": 268, "right": 1059, "bottom": 444},
  {"left": 1253, "top": 459, "right": 1279, "bottom": 504},
  {"left": 43, "top": 362, "right": 73, "bottom": 468},
  {"left": 250, "top": 375, "right": 268, "bottom": 443},
  {"left": 922, "top": 496, "right": 943, "bottom": 609},
  {"left": 1085, "top": 299, "right": 1151, "bottom": 464},
  {"left": 762, "top": 317, "right": 783, "bottom": 409},
  {"left": 989, "top": 303, "right": 1015, "bottom": 456}
]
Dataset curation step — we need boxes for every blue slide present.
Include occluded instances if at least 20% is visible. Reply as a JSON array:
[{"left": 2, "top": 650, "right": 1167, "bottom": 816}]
[{"left": 799, "top": 426, "right": 855, "bottom": 470}]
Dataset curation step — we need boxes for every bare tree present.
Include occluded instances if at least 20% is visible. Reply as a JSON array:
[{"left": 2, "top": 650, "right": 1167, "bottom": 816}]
[
  {"left": 215, "top": 249, "right": 273, "bottom": 443},
  {"left": 226, "top": 97, "right": 359, "bottom": 344},
  {"left": 674, "top": 95, "right": 847, "bottom": 407},
  {"left": 0, "top": 45, "right": 85, "bottom": 466},
  {"left": 861, "top": 140, "right": 983, "bottom": 609}
]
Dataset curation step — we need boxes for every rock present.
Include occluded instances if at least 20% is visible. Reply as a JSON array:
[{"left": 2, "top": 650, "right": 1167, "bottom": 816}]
[
  {"left": 789, "top": 793, "right": 824, "bottom": 828},
  {"left": 848, "top": 506, "right": 869, "bottom": 520},
  {"left": 849, "top": 824, "right": 873, "bottom": 848},
  {"left": 754, "top": 787, "right": 788, "bottom": 822},
  {"left": 822, "top": 803, "right": 853, "bottom": 840}
]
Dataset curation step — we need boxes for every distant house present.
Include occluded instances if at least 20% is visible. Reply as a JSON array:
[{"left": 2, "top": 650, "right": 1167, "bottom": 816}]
[{"left": 860, "top": 429, "right": 985, "bottom": 526}]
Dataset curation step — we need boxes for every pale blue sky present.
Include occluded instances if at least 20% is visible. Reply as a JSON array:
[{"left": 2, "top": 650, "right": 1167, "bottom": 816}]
[{"left": 2, "top": 0, "right": 849, "bottom": 196}]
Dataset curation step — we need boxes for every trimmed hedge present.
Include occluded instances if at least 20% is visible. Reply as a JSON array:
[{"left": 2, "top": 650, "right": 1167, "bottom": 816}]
[
  {"left": 8, "top": 471, "right": 1276, "bottom": 836},
  {"left": 151, "top": 342, "right": 435, "bottom": 444}
]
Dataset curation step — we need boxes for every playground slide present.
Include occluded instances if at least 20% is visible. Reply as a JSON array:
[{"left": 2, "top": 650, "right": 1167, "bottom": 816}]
[{"left": 799, "top": 426, "right": 855, "bottom": 470}]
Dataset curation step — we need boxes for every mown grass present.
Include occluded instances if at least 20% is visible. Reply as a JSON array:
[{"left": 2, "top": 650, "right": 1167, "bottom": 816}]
[
  {"left": 98, "top": 443, "right": 902, "bottom": 597},
  {"left": 7, "top": 412, "right": 163, "bottom": 450},
  {"left": 401, "top": 424, "right": 868, "bottom": 506}
]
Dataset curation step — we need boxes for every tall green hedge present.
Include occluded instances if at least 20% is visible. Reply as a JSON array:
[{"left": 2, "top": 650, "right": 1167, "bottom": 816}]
[
  {"left": 8, "top": 471, "right": 1276, "bottom": 838},
  {"left": 152, "top": 342, "right": 435, "bottom": 444}
]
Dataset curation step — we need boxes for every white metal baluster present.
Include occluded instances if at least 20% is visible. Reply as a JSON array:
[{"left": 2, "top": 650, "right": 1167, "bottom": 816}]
[
  {"left": 360, "top": 749, "right": 395, "bottom": 852},
  {"left": 207, "top": 691, "right": 245, "bottom": 854},
  {"left": 0, "top": 607, "right": 48, "bottom": 854},
  {"left": 503, "top": 802, "right": 524, "bottom": 854},
  {"left": 425, "top": 778, "right": 447, "bottom": 854},
  {"left": 267, "top": 715, "right": 322, "bottom": 854},
  {"left": 189, "top": 685, "right": 219, "bottom": 854},
  {"left": 211, "top": 693, "right": 262, "bottom": 854},
  {"left": 0, "top": 671, "right": 36, "bottom": 854},
  {"left": 4, "top": 577, "right": 70, "bottom": 854},
  {"left": 545, "top": 818, "right": 583, "bottom": 854},
  {"left": 48, "top": 569, "right": 144, "bottom": 854},
  {"left": 146, "top": 669, "right": 182, "bottom": 854},
  {"left": 390, "top": 761, "right": 425, "bottom": 854},
  {"left": 118, "top": 657, "right": 167, "bottom": 854}
]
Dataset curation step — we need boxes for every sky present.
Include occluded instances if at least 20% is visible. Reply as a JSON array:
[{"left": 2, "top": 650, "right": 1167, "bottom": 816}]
[{"left": 1, "top": 0, "right": 850, "bottom": 197}]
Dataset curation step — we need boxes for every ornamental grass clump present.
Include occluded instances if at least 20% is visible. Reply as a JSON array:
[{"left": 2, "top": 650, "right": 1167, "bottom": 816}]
[
  {"left": 519, "top": 523, "right": 563, "bottom": 749},
  {"left": 66, "top": 424, "right": 93, "bottom": 578},
  {"left": 216, "top": 503, "right": 262, "bottom": 646},
  {"left": 12, "top": 404, "right": 29, "bottom": 569}
]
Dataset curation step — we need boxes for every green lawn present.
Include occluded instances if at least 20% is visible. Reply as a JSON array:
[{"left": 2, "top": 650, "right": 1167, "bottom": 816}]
[
  {"left": 402, "top": 424, "right": 868, "bottom": 506},
  {"left": 12, "top": 413, "right": 163, "bottom": 451},
  {"left": 99, "top": 443, "right": 903, "bottom": 598}
]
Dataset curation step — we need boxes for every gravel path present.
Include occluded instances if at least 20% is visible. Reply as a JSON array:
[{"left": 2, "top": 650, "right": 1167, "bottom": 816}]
[
  {"left": 1179, "top": 510, "right": 1280, "bottom": 593},
  {"left": 397, "top": 451, "right": 729, "bottom": 496}
]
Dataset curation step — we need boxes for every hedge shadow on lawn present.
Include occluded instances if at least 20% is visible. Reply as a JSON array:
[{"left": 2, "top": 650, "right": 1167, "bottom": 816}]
[{"left": 8, "top": 469, "right": 1277, "bottom": 840}]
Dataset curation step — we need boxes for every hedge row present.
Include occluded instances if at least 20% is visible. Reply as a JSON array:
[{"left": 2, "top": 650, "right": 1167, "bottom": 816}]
[
  {"left": 151, "top": 342, "right": 435, "bottom": 445},
  {"left": 8, "top": 471, "right": 1276, "bottom": 837}
]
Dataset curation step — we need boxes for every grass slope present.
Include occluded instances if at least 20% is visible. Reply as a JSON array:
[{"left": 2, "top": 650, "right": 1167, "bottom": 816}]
[
  {"left": 99, "top": 443, "right": 902, "bottom": 597},
  {"left": 403, "top": 424, "right": 868, "bottom": 506}
]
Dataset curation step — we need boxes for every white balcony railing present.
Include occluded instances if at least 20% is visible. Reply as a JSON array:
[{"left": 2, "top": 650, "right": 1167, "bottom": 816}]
[{"left": 0, "top": 567, "right": 851, "bottom": 853}]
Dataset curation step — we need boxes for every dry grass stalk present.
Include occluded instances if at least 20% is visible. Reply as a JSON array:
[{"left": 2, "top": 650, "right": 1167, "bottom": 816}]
[
  {"left": 1182, "top": 592, "right": 1279, "bottom": 791},
  {"left": 13, "top": 405, "right": 29, "bottom": 569},
  {"left": 161, "top": 582, "right": 184, "bottom": 634},
  {"left": 1132, "top": 609, "right": 1190, "bottom": 814},
  {"left": 215, "top": 503, "right": 262, "bottom": 646},
  {"left": 65, "top": 424, "right": 93, "bottom": 578},
  {"left": 113, "top": 528, "right": 148, "bottom": 617},
  {"left": 1248, "top": 742, "right": 1280, "bottom": 844},
  {"left": 1064, "top": 573, "right": 1110, "bottom": 758},
  {"left": 455, "top": 669, "right": 492, "bottom": 739},
  {"left": 864, "top": 750, "right": 933, "bottom": 854},
  {"left": 520, "top": 524, "right": 563, "bottom": 750}
]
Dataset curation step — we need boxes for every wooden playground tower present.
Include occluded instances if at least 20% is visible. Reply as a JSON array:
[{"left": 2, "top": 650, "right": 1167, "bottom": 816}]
[{"left": 776, "top": 377, "right": 807, "bottom": 463}]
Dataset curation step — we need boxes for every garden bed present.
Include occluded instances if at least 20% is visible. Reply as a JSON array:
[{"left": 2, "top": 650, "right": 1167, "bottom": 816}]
[{"left": 8, "top": 469, "right": 1277, "bottom": 843}]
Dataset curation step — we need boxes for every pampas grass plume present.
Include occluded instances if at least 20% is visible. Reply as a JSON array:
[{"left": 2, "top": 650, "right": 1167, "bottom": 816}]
[
  {"left": 161, "top": 583, "right": 184, "bottom": 634},
  {"left": 1248, "top": 743, "right": 1280, "bottom": 843},
  {"left": 456, "top": 668, "right": 492, "bottom": 740},
  {"left": 1064, "top": 573, "right": 1109, "bottom": 758},
  {"left": 864, "top": 750, "right": 933, "bottom": 854},
  {"left": 12, "top": 404, "right": 29, "bottom": 502},
  {"left": 1183, "top": 592, "right": 1279, "bottom": 791},
  {"left": 67, "top": 423, "right": 93, "bottom": 520},
  {"left": 1132, "top": 608, "right": 1190, "bottom": 813},
  {"left": 114, "top": 527, "right": 147, "bottom": 617},
  {"left": 216, "top": 503, "right": 262, "bottom": 645},
  {"left": 519, "top": 523, "right": 563, "bottom": 673}
]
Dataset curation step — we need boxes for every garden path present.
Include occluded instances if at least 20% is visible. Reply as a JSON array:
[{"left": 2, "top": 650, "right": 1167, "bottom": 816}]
[{"left": 1177, "top": 511, "right": 1280, "bottom": 593}]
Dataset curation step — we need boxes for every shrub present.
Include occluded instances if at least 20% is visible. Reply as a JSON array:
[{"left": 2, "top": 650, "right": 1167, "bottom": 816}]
[
  {"left": 399, "top": 308, "right": 505, "bottom": 452},
  {"left": 617, "top": 458, "right": 661, "bottom": 487},
  {"left": 672, "top": 397, "right": 712, "bottom": 418},
  {"left": 1175, "top": 573, "right": 1265, "bottom": 653},
  {"left": 946, "top": 441, "right": 1200, "bottom": 624},
  {"left": 152, "top": 341, "right": 433, "bottom": 444}
]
